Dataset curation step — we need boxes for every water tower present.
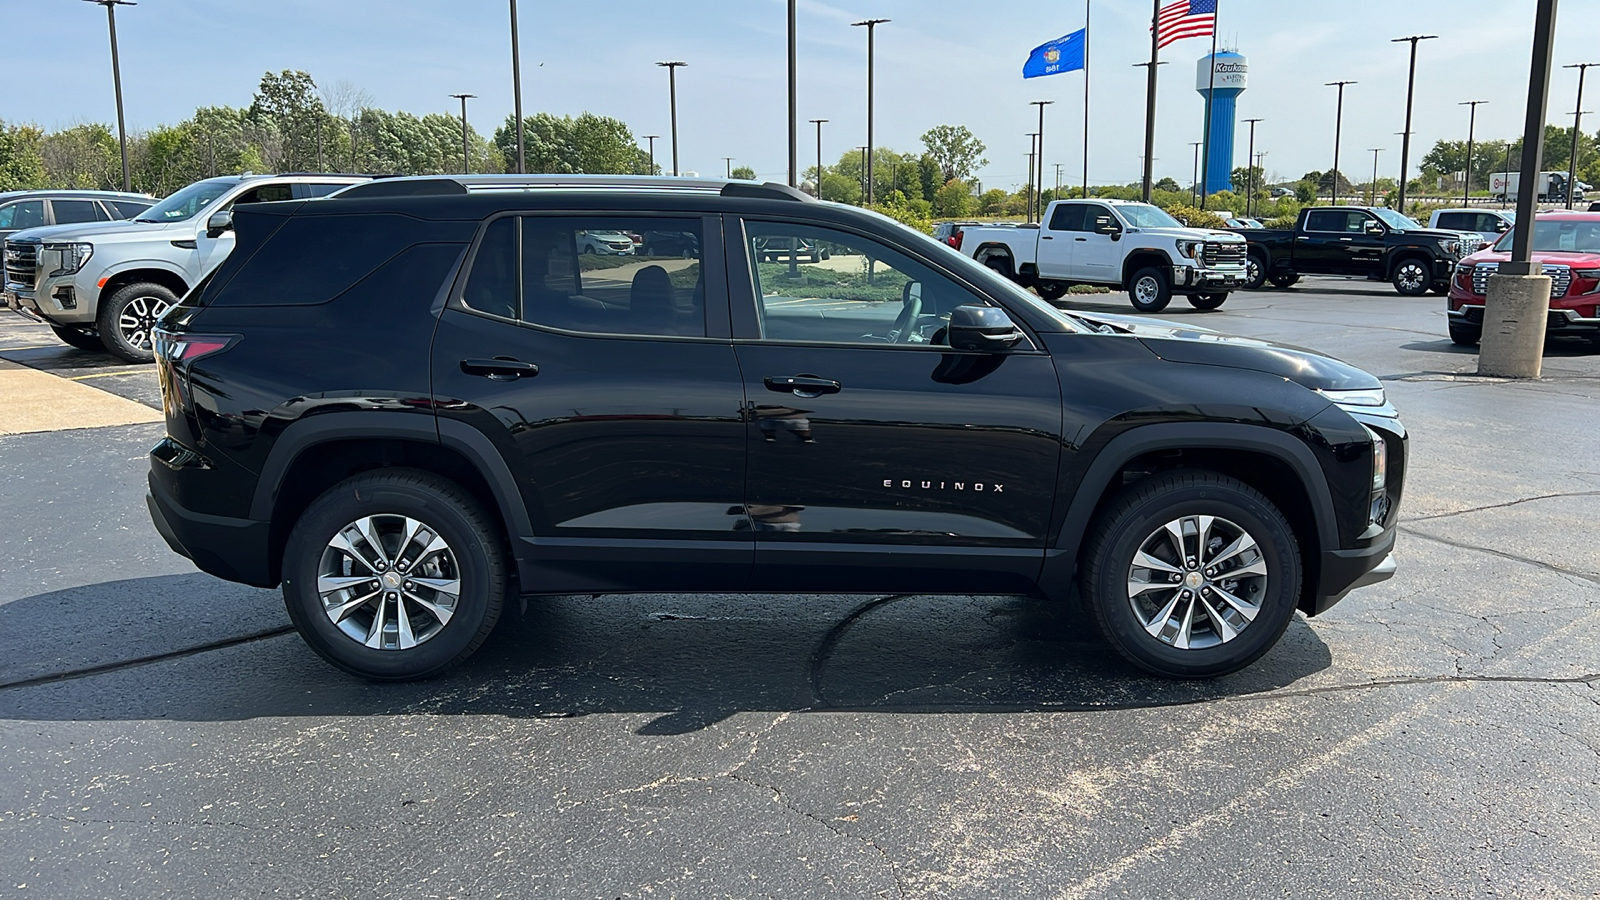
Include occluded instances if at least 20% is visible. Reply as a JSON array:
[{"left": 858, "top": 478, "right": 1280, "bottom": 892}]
[{"left": 1196, "top": 50, "right": 1248, "bottom": 194}]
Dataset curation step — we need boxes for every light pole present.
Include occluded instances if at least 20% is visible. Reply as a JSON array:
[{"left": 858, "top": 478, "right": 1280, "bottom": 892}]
[
  {"left": 1255, "top": 151, "right": 1267, "bottom": 211},
  {"left": 85, "top": 0, "right": 135, "bottom": 192},
  {"left": 809, "top": 119, "right": 827, "bottom": 196},
  {"left": 851, "top": 18, "right": 890, "bottom": 204},
  {"left": 858, "top": 146, "right": 869, "bottom": 203},
  {"left": 450, "top": 93, "right": 476, "bottom": 175},
  {"left": 1027, "top": 133, "right": 1039, "bottom": 222},
  {"left": 1460, "top": 100, "right": 1488, "bottom": 206},
  {"left": 1139, "top": 0, "right": 1164, "bottom": 202},
  {"left": 642, "top": 135, "right": 660, "bottom": 175},
  {"left": 724, "top": 157, "right": 734, "bottom": 179},
  {"left": 1392, "top": 35, "right": 1438, "bottom": 212},
  {"left": 1503, "top": 141, "right": 1513, "bottom": 209},
  {"left": 1243, "top": 117, "right": 1263, "bottom": 218},
  {"left": 787, "top": 0, "right": 798, "bottom": 187},
  {"left": 1326, "top": 81, "right": 1356, "bottom": 204},
  {"left": 1031, "top": 100, "right": 1055, "bottom": 222},
  {"left": 657, "top": 62, "right": 687, "bottom": 176},
  {"left": 1368, "top": 148, "right": 1384, "bottom": 206},
  {"left": 509, "top": 0, "right": 525, "bottom": 173},
  {"left": 1563, "top": 63, "right": 1599, "bottom": 208},
  {"left": 1190, "top": 141, "right": 1203, "bottom": 206}
]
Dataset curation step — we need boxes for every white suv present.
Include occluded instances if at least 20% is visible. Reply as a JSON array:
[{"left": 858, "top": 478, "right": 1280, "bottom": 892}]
[{"left": 3, "top": 174, "right": 365, "bottom": 361}]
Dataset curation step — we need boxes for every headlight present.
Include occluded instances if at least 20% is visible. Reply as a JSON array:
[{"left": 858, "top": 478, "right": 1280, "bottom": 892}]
[
  {"left": 1319, "top": 387, "right": 1387, "bottom": 409},
  {"left": 1362, "top": 424, "right": 1388, "bottom": 491},
  {"left": 43, "top": 242, "right": 94, "bottom": 277},
  {"left": 1176, "top": 240, "right": 1203, "bottom": 260},
  {"left": 1455, "top": 262, "right": 1475, "bottom": 276},
  {"left": 1438, "top": 239, "right": 1461, "bottom": 256}
]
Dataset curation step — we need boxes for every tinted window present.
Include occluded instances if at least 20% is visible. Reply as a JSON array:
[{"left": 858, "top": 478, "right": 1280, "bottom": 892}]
[
  {"left": 232, "top": 184, "right": 294, "bottom": 205},
  {"left": 461, "top": 216, "right": 707, "bottom": 337},
  {"left": 51, "top": 199, "right": 101, "bottom": 225},
  {"left": 209, "top": 214, "right": 436, "bottom": 306},
  {"left": 744, "top": 221, "right": 986, "bottom": 346},
  {"left": 1434, "top": 212, "right": 1471, "bottom": 231},
  {"left": 298, "top": 182, "right": 349, "bottom": 199},
  {"left": 0, "top": 200, "right": 45, "bottom": 230},
  {"left": 1476, "top": 214, "right": 1506, "bottom": 233},
  {"left": 1047, "top": 203, "right": 1086, "bottom": 232},
  {"left": 1306, "top": 210, "right": 1366, "bottom": 233},
  {"left": 108, "top": 200, "right": 152, "bottom": 219}
]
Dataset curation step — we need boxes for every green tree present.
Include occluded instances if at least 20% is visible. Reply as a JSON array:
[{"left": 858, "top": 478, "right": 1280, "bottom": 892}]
[
  {"left": 40, "top": 124, "right": 119, "bottom": 189},
  {"left": 920, "top": 125, "right": 987, "bottom": 182},
  {"left": 492, "top": 112, "right": 647, "bottom": 174},
  {"left": 976, "top": 188, "right": 1009, "bottom": 215},
  {"left": 932, "top": 178, "right": 973, "bottom": 218},
  {"left": 730, "top": 165, "right": 756, "bottom": 181},
  {"left": 1154, "top": 176, "right": 1181, "bottom": 193},
  {"left": 0, "top": 120, "right": 46, "bottom": 191},
  {"left": 248, "top": 70, "right": 332, "bottom": 172}
]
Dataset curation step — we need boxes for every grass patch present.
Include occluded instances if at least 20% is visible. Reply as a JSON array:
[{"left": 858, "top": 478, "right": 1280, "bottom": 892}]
[{"left": 756, "top": 261, "right": 909, "bottom": 302}]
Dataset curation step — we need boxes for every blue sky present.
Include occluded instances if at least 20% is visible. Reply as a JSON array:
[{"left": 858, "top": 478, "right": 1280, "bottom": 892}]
[{"left": 7, "top": 0, "right": 1596, "bottom": 190}]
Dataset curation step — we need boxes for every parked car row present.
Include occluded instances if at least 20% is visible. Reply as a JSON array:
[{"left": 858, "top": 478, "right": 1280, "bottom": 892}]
[
  {"left": 1228, "top": 206, "right": 1484, "bottom": 296},
  {"left": 0, "top": 190, "right": 154, "bottom": 241}
]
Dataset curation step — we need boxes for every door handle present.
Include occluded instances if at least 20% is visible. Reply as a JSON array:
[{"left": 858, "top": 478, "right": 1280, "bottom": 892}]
[
  {"left": 1074, "top": 237, "right": 1088, "bottom": 242},
  {"left": 764, "top": 375, "right": 841, "bottom": 397},
  {"left": 461, "top": 357, "right": 540, "bottom": 380},
  {"left": 1340, "top": 237, "right": 1354, "bottom": 241},
  {"left": 1041, "top": 235, "right": 1054, "bottom": 240}
]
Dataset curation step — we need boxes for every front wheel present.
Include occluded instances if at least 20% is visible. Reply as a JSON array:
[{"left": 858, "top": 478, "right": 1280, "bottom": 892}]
[
  {"left": 1127, "top": 267, "right": 1172, "bottom": 313},
  {"left": 1267, "top": 271, "right": 1300, "bottom": 289},
  {"left": 281, "top": 469, "right": 507, "bottom": 681},
  {"left": 1391, "top": 258, "right": 1432, "bottom": 296},
  {"left": 1430, "top": 282, "right": 1450, "bottom": 295},
  {"left": 1243, "top": 254, "right": 1268, "bottom": 290},
  {"left": 97, "top": 282, "right": 179, "bottom": 364},
  {"left": 1186, "top": 292, "right": 1229, "bottom": 310},
  {"left": 1037, "top": 281, "right": 1069, "bottom": 302},
  {"left": 50, "top": 325, "right": 106, "bottom": 353},
  {"left": 1449, "top": 323, "right": 1482, "bottom": 346},
  {"left": 1080, "top": 469, "right": 1302, "bottom": 678}
]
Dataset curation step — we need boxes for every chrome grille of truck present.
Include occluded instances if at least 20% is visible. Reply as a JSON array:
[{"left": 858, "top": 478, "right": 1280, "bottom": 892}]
[
  {"left": 3, "top": 240, "right": 39, "bottom": 291},
  {"left": 1472, "top": 262, "right": 1570, "bottom": 298},
  {"left": 1203, "top": 242, "right": 1247, "bottom": 267}
]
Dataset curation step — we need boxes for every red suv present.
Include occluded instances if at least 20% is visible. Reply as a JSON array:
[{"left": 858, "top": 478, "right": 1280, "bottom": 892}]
[{"left": 1447, "top": 212, "right": 1600, "bottom": 346}]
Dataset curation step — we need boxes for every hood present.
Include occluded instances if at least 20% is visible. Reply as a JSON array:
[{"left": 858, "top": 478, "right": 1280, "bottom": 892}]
[
  {"left": 1461, "top": 246, "right": 1600, "bottom": 266},
  {"left": 5, "top": 218, "right": 181, "bottom": 245},
  {"left": 1394, "top": 227, "right": 1473, "bottom": 244},
  {"left": 1131, "top": 225, "right": 1246, "bottom": 243},
  {"left": 1117, "top": 319, "right": 1380, "bottom": 392}
]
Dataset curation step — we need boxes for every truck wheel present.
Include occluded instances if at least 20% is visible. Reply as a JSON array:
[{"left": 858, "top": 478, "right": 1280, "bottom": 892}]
[
  {"left": 1430, "top": 282, "right": 1450, "bottom": 295},
  {"left": 1186, "top": 292, "right": 1228, "bottom": 310},
  {"left": 1243, "top": 254, "right": 1268, "bottom": 290},
  {"left": 1267, "top": 271, "right": 1300, "bottom": 289},
  {"left": 50, "top": 325, "right": 106, "bottom": 353},
  {"left": 983, "top": 253, "right": 1015, "bottom": 280},
  {"left": 1391, "top": 258, "right": 1431, "bottom": 296},
  {"left": 97, "top": 282, "right": 179, "bottom": 364},
  {"left": 1080, "top": 469, "right": 1302, "bottom": 678},
  {"left": 1128, "top": 267, "right": 1172, "bottom": 313},
  {"left": 281, "top": 468, "right": 507, "bottom": 681},
  {"left": 1448, "top": 323, "right": 1481, "bottom": 346},
  {"left": 1037, "top": 281, "right": 1069, "bottom": 302}
]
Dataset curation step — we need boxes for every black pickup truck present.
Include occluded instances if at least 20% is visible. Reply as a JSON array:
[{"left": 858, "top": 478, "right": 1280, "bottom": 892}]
[{"left": 1234, "top": 206, "right": 1482, "bottom": 296}]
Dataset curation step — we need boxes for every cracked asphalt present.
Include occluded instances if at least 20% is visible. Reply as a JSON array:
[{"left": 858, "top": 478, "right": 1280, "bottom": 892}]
[{"left": 1, "top": 280, "right": 1597, "bottom": 899}]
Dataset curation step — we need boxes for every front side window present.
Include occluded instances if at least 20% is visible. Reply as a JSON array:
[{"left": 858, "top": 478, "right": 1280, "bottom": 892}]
[
  {"left": 744, "top": 221, "right": 987, "bottom": 346},
  {"left": 1371, "top": 208, "right": 1423, "bottom": 230},
  {"left": 1114, "top": 203, "right": 1181, "bottom": 229},
  {"left": 136, "top": 180, "right": 233, "bottom": 222},
  {"left": 460, "top": 216, "right": 707, "bottom": 338},
  {"left": 0, "top": 200, "right": 45, "bottom": 230}
]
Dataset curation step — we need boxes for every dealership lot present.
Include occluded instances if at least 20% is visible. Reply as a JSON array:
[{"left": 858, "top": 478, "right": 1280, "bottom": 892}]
[{"left": 1, "top": 282, "right": 1597, "bottom": 898}]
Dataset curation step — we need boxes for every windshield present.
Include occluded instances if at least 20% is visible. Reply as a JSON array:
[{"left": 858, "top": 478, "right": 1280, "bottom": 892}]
[
  {"left": 1372, "top": 208, "right": 1424, "bottom": 230},
  {"left": 1116, "top": 203, "right": 1183, "bottom": 229},
  {"left": 1493, "top": 218, "right": 1600, "bottom": 253},
  {"left": 135, "top": 180, "right": 234, "bottom": 223}
]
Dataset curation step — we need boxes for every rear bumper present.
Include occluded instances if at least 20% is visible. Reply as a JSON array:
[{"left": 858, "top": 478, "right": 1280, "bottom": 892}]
[{"left": 147, "top": 469, "right": 275, "bottom": 588}]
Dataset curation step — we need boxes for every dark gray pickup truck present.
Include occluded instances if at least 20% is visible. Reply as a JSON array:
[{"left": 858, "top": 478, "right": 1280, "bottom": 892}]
[{"left": 1233, "top": 206, "right": 1483, "bottom": 296}]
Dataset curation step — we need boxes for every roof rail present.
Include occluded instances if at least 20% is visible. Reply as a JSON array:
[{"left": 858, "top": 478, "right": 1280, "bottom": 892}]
[{"left": 330, "top": 174, "right": 813, "bottom": 202}]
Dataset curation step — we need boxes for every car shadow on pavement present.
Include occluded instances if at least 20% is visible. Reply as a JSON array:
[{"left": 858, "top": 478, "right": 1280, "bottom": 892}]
[
  {"left": 0, "top": 575, "right": 1332, "bottom": 733},
  {"left": 1400, "top": 338, "right": 1599, "bottom": 358}
]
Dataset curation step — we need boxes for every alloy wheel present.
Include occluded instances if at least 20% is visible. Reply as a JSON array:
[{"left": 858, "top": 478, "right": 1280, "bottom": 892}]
[
  {"left": 1125, "top": 514, "right": 1268, "bottom": 650},
  {"left": 1396, "top": 262, "right": 1427, "bottom": 293},
  {"left": 316, "top": 514, "right": 462, "bottom": 651},
  {"left": 117, "top": 295, "right": 174, "bottom": 352}
]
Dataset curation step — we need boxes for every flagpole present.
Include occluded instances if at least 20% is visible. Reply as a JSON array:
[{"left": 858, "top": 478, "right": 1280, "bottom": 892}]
[
  {"left": 1082, "top": 0, "right": 1090, "bottom": 198},
  {"left": 1201, "top": 1, "right": 1218, "bottom": 210},
  {"left": 1141, "top": 0, "right": 1160, "bottom": 202}
]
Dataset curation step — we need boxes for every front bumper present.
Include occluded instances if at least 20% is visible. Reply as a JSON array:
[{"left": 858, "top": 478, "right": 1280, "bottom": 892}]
[
  {"left": 1173, "top": 265, "right": 1247, "bottom": 290},
  {"left": 1448, "top": 302, "right": 1600, "bottom": 334}
]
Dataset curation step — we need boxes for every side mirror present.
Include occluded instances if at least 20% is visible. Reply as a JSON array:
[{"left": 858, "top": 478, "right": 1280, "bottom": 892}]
[
  {"left": 205, "top": 210, "right": 234, "bottom": 238},
  {"left": 1364, "top": 220, "right": 1385, "bottom": 235},
  {"left": 947, "top": 304, "right": 1023, "bottom": 352},
  {"left": 1494, "top": 220, "right": 1511, "bottom": 232}
]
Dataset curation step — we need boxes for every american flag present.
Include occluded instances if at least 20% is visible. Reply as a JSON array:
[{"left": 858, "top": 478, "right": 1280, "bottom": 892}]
[{"left": 1154, "top": 0, "right": 1217, "bottom": 49}]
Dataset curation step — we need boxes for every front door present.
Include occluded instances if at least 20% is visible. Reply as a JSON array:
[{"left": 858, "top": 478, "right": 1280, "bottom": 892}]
[
  {"left": 729, "top": 218, "right": 1065, "bottom": 594},
  {"left": 1072, "top": 204, "right": 1123, "bottom": 284},
  {"left": 1036, "top": 202, "right": 1086, "bottom": 279},
  {"left": 1299, "top": 208, "right": 1372, "bottom": 275},
  {"left": 430, "top": 212, "right": 752, "bottom": 592}
]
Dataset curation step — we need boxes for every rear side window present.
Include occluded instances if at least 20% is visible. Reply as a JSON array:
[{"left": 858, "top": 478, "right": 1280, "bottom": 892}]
[
  {"left": 51, "top": 199, "right": 101, "bottom": 224},
  {"left": 1434, "top": 212, "right": 1470, "bottom": 231},
  {"left": 208, "top": 214, "right": 438, "bottom": 307},
  {"left": 1048, "top": 203, "right": 1086, "bottom": 232},
  {"left": 298, "top": 183, "right": 349, "bottom": 199}
]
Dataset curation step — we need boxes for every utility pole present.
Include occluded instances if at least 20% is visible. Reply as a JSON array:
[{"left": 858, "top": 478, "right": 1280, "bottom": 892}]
[
  {"left": 1139, "top": 0, "right": 1162, "bottom": 202},
  {"left": 1026, "top": 133, "right": 1039, "bottom": 222},
  {"left": 724, "top": 157, "right": 734, "bottom": 178},
  {"left": 1460, "top": 100, "right": 1487, "bottom": 206},
  {"left": 1243, "top": 117, "right": 1263, "bottom": 218},
  {"left": 1031, "top": 100, "right": 1054, "bottom": 222},
  {"left": 1082, "top": 0, "right": 1091, "bottom": 199},
  {"left": 1190, "top": 141, "right": 1202, "bottom": 206},
  {"left": 1368, "top": 148, "right": 1383, "bottom": 206},
  {"left": 1392, "top": 35, "right": 1438, "bottom": 212},
  {"left": 1326, "top": 81, "right": 1356, "bottom": 204},
  {"left": 852, "top": 18, "right": 890, "bottom": 204},
  {"left": 787, "top": 0, "right": 798, "bottom": 187},
  {"left": 509, "top": 0, "right": 525, "bottom": 173},
  {"left": 657, "top": 62, "right": 687, "bottom": 176},
  {"left": 85, "top": 0, "right": 135, "bottom": 192},
  {"left": 858, "top": 146, "right": 869, "bottom": 203},
  {"left": 1563, "top": 63, "right": 1599, "bottom": 208},
  {"left": 1054, "top": 162, "right": 1064, "bottom": 199},
  {"left": 642, "top": 135, "right": 659, "bottom": 175},
  {"left": 809, "top": 119, "right": 827, "bottom": 196},
  {"left": 450, "top": 94, "right": 476, "bottom": 175}
]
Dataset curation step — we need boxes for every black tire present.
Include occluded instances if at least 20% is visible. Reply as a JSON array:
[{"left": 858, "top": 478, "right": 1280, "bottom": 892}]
[
  {"left": 1449, "top": 323, "right": 1482, "bottom": 346},
  {"left": 983, "top": 253, "right": 1015, "bottom": 280},
  {"left": 820, "top": 249, "right": 831, "bottom": 260},
  {"left": 50, "top": 325, "right": 105, "bottom": 352},
  {"left": 1267, "top": 271, "right": 1300, "bottom": 289},
  {"left": 1243, "top": 253, "right": 1269, "bottom": 290},
  {"left": 96, "top": 282, "right": 179, "bottom": 364},
  {"left": 1430, "top": 282, "right": 1450, "bottom": 295},
  {"left": 281, "top": 468, "right": 507, "bottom": 681},
  {"left": 1186, "top": 292, "right": 1229, "bottom": 310},
  {"left": 1037, "top": 281, "right": 1070, "bottom": 302},
  {"left": 1127, "top": 266, "right": 1172, "bottom": 313},
  {"left": 1080, "top": 469, "right": 1302, "bottom": 678},
  {"left": 1391, "top": 257, "right": 1432, "bottom": 296}
]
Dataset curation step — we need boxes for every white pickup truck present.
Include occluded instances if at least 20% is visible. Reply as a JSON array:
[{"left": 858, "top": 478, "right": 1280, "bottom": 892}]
[{"left": 955, "top": 199, "right": 1250, "bottom": 312}]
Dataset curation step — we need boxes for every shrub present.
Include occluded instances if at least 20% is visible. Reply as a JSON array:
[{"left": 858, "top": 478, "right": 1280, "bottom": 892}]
[{"left": 1163, "top": 204, "right": 1229, "bottom": 229}]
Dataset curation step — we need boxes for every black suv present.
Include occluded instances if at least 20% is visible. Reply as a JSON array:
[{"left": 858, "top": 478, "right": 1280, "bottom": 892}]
[{"left": 146, "top": 176, "right": 1406, "bottom": 681}]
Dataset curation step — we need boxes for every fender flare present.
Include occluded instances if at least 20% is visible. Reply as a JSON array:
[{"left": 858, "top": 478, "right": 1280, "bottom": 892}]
[{"left": 1121, "top": 248, "right": 1176, "bottom": 283}]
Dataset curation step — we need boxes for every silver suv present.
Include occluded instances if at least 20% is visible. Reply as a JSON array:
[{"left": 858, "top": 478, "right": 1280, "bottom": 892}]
[{"left": 3, "top": 173, "right": 366, "bottom": 361}]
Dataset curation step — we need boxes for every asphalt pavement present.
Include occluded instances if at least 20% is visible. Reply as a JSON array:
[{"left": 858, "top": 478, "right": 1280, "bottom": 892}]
[{"left": 0, "top": 279, "right": 1596, "bottom": 899}]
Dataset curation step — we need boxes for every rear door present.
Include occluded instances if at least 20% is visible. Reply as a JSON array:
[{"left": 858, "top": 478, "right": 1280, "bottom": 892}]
[
  {"left": 49, "top": 199, "right": 106, "bottom": 226},
  {"left": 727, "top": 216, "right": 1064, "bottom": 594},
  {"left": 429, "top": 211, "right": 752, "bottom": 593}
]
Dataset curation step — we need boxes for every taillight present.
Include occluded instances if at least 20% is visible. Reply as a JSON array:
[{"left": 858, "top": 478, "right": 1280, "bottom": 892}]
[
  {"left": 154, "top": 329, "right": 234, "bottom": 363},
  {"left": 951, "top": 230, "right": 964, "bottom": 251}
]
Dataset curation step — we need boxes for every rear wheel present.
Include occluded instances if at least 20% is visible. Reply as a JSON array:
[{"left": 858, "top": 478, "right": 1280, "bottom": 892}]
[
  {"left": 1449, "top": 323, "right": 1482, "bottom": 346},
  {"left": 97, "top": 282, "right": 179, "bottom": 364},
  {"left": 1128, "top": 266, "right": 1172, "bottom": 313},
  {"left": 1080, "top": 469, "right": 1302, "bottom": 678},
  {"left": 1186, "top": 292, "right": 1229, "bottom": 310},
  {"left": 1267, "top": 271, "right": 1300, "bottom": 289},
  {"left": 281, "top": 469, "right": 507, "bottom": 681},
  {"left": 1391, "top": 258, "right": 1432, "bottom": 296},
  {"left": 50, "top": 325, "right": 105, "bottom": 353},
  {"left": 983, "top": 253, "right": 1015, "bottom": 281}
]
